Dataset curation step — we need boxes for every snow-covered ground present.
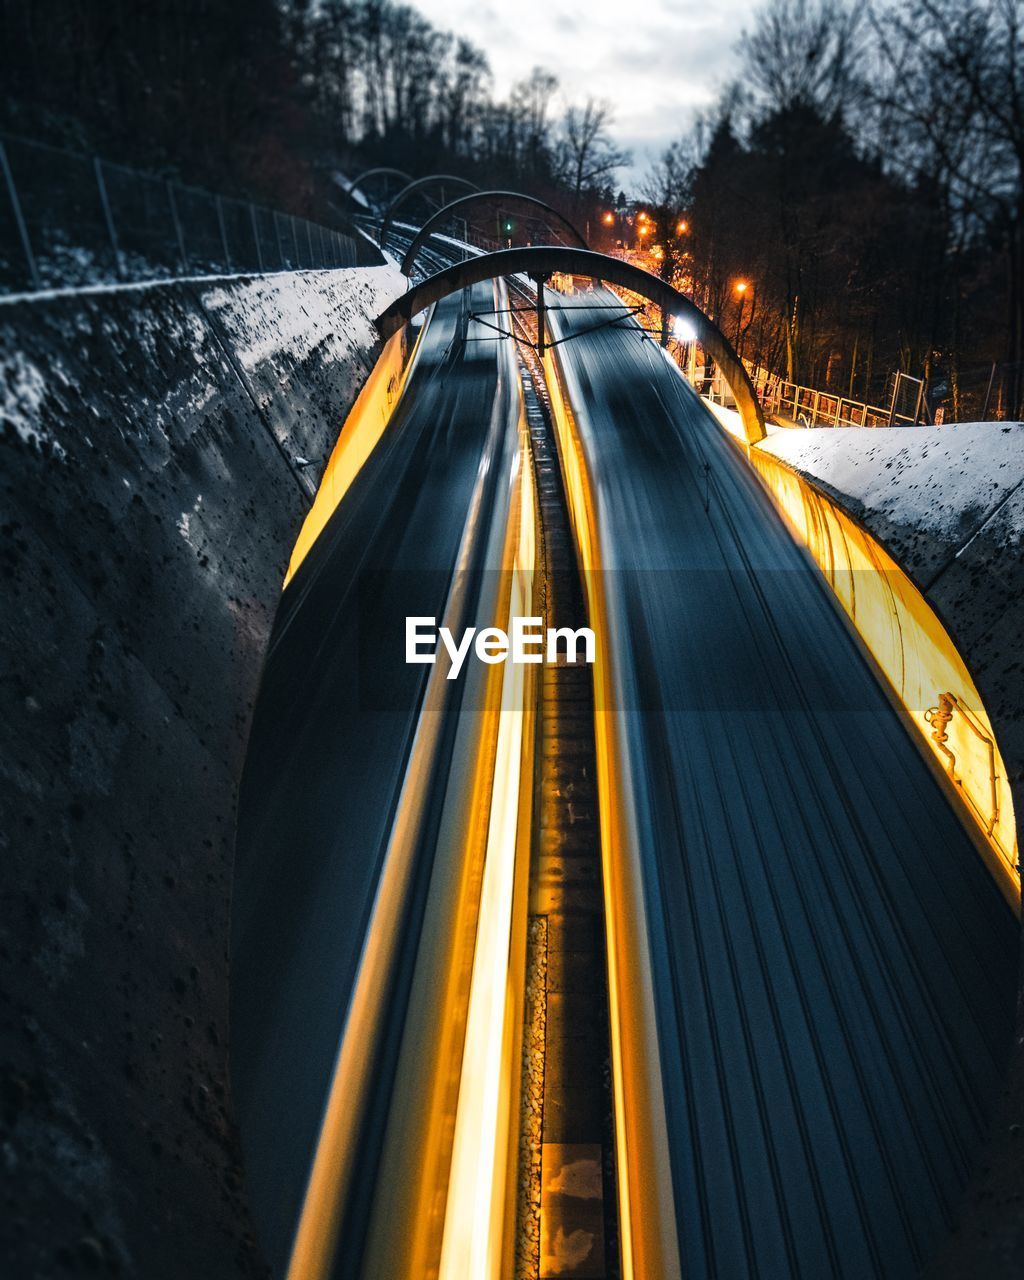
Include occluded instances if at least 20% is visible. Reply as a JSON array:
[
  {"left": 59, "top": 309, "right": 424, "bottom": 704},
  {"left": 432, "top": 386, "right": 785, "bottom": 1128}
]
[{"left": 759, "top": 422, "right": 1024, "bottom": 585}]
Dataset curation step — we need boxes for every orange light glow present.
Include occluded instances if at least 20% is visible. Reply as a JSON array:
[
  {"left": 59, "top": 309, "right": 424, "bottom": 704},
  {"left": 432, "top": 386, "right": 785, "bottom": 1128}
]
[
  {"left": 541, "top": 342, "right": 684, "bottom": 1279},
  {"left": 603, "top": 211, "right": 615, "bottom": 226},
  {"left": 704, "top": 398, "right": 1019, "bottom": 906},
  {"left": 284, "top": 322, "right": 425, "bottom": 587},
  {"left": 437, "top": 437, "right": 536, "bottom": 1280},
  {"left": 676, "top": 220, "right": 688, "bottom": 235},
  {"left": 734, "top": 279, "right": 749, "bottom": 295}
]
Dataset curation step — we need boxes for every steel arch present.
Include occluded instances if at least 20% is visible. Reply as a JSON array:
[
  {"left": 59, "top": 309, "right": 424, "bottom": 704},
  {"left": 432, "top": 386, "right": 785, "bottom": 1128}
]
[
  {"left": 345, "top": 167, "right": 414, "bottom": 208},
  {"left": 399, "top": 190, "right": 588, "bottom": 276},
  {"left": 379, "top": 175, "right": 479, "bottom": 250},
  {"left": 375, "top": 246, "right": 766, "bottom": 443}
]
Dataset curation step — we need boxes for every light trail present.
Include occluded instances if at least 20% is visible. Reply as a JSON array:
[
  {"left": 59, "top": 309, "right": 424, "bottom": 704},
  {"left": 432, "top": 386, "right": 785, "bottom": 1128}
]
[
  {"left": 437, "top": 430, "right": 537, "bottom": 1280},
  {"left": 702, "top": 398, "right": 1019, "bottom": 905},
  {"left": 541, "top": 338, "right": 683, "bottom": 1280},
  {"left": 283, "top": 317, "right": 428, "bottom": 587},
  {"left": 747, "top": 441, "right": 1019, "bottom": 902},
  {"left": 282, "top": 289, "right": 516, "bottom": 1280}
]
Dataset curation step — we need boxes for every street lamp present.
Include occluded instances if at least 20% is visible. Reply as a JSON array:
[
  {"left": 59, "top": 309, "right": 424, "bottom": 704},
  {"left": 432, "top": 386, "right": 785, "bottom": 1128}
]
[
  {"left": 733, "top": 280, "right": 750, "bottom": 350},
  {"left": 676, "top": 219, "right": 689, "bottom": 236}
]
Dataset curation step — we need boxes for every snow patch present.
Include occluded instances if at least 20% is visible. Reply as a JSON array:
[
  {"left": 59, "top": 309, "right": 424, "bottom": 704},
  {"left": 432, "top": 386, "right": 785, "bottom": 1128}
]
[
  {"left": 0, "top": 348, "right": 65, "bottom": 458},
  {"left": 202, "top": 265, "right": 403, "bottom": 374},
  {"left": 759, "top": 423, "right": 1024, "bottom": 551}
]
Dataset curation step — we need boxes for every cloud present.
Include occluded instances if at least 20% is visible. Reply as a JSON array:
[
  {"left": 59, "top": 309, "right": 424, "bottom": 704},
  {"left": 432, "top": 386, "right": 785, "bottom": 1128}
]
[{"left": 409, "top": 0, "right": 759, "bottom": 185}]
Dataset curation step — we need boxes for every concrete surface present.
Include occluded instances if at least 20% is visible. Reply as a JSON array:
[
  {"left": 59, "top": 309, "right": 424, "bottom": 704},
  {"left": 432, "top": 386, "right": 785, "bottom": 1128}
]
[{"left": 0, "top": 263, "right": 403, "bottom": 1279}]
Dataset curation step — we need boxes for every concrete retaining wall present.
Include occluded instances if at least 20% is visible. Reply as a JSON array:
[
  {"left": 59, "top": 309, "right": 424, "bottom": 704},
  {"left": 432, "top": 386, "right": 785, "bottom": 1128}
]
[{"left": 0, "top": 265, "right": 403, "bottom": 1278}]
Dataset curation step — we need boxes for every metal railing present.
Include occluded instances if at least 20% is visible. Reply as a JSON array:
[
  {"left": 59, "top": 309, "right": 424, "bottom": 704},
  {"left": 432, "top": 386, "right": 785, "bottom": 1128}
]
[
  {"left": 0, "top": 132, "right": 379, "bottom": 296},
  {"left": 748, "top": 367, "right": 927, "bottom": 428}
]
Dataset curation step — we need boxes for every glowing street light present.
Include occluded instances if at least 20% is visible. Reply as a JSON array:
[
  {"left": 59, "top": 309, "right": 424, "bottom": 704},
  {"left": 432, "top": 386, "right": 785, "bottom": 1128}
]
[
  {"left": 602, "top": 211, "right": 615, "bottom": 226},
  {"left": 673, "top": 315, "right": 698, "bottom": 343},
  {"left": 676, "top": 219, "right": 689, "bottom": 235},
  {"left": 734, "top": 280, "right": 751, "bottom": 352}
]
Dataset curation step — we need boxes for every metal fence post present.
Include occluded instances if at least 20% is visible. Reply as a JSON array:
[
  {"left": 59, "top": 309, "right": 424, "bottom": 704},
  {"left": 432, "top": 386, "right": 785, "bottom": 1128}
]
[
  {"left": 249, "top": 203, "right": 264, "bottom": 272},
  {"left": 887, "top": 372, "right": 900, "bottom": 427},
  {"left": 166, "top": 182, "right": 188, "bottom": 274},
  {"left": 93, "top": 157, "right": 125, "bottom": 279},
  {"left": 913, "top": 377, "right": 926, "bottom": 425},
  {"left": 0, "top": 139, "right": 39, "bottom": 289},
  {"left": 216, "top": 196, "right": 232, "bottom": 272},
  {"left": 981, "top": 361, "right": 997, "bottom": 421}
]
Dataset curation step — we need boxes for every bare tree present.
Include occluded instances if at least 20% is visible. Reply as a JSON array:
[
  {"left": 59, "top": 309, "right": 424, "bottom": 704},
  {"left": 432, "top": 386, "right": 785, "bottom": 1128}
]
[
  {"left": 441, "top": 39, "right": 491, "bottom": 157},
  {"left": 558, "top": 98, "right": 631, "bottom": 199},
  {"left": 871, "top": 0, "right": 1024, "bottom": 412},
  {"left": 510, "top": 67, "right": 559, "bottom": 178},
  {"left": 641, "top": 136, "right": 699, "bottom": 281},
  {"left": 738, "top": 0, "right": 866, "bottom": 124}
]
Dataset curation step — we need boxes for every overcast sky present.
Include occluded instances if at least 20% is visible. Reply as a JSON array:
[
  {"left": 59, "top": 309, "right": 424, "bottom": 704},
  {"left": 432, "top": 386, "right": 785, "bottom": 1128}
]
[{"left": 410, "top": 0, "right": 760, "bottom": 186}]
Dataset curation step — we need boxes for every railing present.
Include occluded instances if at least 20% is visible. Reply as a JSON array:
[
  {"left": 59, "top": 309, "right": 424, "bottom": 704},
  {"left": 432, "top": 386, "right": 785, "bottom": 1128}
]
[
  {"left": 0, "top": 132, "right": 379, "bottom": 296},
  {"left": 701, "top": 363, "right": 928, "bottom": 428},
  {"left": 749, "top": 368, "right": 927, "bottom": 427}
]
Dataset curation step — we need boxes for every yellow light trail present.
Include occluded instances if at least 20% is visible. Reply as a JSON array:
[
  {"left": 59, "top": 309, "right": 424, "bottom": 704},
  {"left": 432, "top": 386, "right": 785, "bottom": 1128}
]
[
  {"left": 436, "top": 434, "right": 537, "bottom": 1280},
  {"left": 726, "top": 420, "right": 1020, "bottom": 907},
  {"left": 542, "top": 344, "right": 684, "bottom": 1280},
  {"left": 283, "top": 317, "right": 427, "bottom": 588},
  {"left": 283, "top": 306, "right": 510, "bottom": 1280}
]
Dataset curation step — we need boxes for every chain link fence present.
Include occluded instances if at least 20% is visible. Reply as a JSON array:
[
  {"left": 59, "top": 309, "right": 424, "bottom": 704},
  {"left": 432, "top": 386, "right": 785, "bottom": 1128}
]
[{"left": 0, "top": 132, "right": 380, "bottom": 296}]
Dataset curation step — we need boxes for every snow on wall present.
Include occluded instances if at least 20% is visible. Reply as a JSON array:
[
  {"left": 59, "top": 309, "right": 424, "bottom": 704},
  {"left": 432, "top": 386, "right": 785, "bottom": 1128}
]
[
  {"left": 760, "top": 423, "right": 1024, "bottom": 585},
  {"left": 0, "top": 262, "right": 404, "bottom": 1279},
  {"left": 753, "top": 424, "right": 1024, "bottom": 787},
  {"left": 200, "top": 265, "right": 403, "bottom": 497}
]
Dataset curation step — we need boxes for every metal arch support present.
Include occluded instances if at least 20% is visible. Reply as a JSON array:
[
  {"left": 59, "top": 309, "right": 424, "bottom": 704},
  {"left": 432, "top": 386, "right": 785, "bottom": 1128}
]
[
  {"left": 379, "top": 175, "right": 479, "bottom": 251},
  {"left": 345, "top": 167, "right": 413, "bottom": 207},
  {"left": 376, "top": 246, "right": 767, "bottom": 444},
  {"left": 399, "top": 191, "right": 589, "bottom": 276},
  {"left": 530, "top": 271, "right": 553, "bottom": 356}
]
